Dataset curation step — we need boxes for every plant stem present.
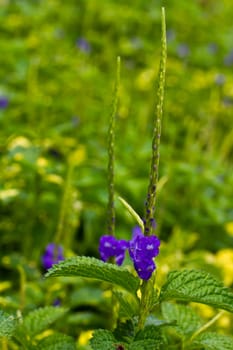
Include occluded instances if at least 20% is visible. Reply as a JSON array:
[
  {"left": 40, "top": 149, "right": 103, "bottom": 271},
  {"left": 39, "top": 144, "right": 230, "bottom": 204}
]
[
  {"left": 107, "top": 56, "right": 121, "bottom": 236},
  {"left": 137, "top": 273, "right": 156, "bottom": 331},
  {"left": 138, "top": 7, "right": 167, "bottom": 330},
  {"left": 144, "top": 7, "right": 167, "bottom": 236},
  {"left": 54, "top": 162, "right": 74, "bottom": 247},
  {"left": 190, "top": 310, "right": 225, "bottom": 342},
  {"left": 17, "top": 265, "right": 26, "bottom": 311}
]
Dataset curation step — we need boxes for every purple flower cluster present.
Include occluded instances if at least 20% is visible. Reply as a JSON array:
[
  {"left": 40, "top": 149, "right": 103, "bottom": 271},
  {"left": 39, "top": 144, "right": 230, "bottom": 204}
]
[
  {"left": 99, "top": 226, "right": 160, "bottom": 280},
  {"left": 76, "top": 38, "right": 91, "bottom": 53},
  {"left": 99, "top": 236, "right": 129, "bottom": 266},
  {"left": 41, "top": 243, "right": 64, "bottom": 270},
  {"left": 0, "top": 96, "right": 9, "bottom": 109},
  {"left": 129, "top": 227, "right": 160, "bottom": 280}
]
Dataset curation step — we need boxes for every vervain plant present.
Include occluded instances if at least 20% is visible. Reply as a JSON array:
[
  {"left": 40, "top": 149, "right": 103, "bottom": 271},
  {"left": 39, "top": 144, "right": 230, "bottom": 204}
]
[
  {"left": 44, "top": 8, "right": 233, "bottom": 350},
  {"left": 1, "top": 7, "right": 233, "bottom": 350}
]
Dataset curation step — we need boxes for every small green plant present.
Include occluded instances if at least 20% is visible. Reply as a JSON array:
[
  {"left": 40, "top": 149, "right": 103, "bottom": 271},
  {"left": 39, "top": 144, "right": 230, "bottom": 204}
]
[
  {"left": 1, "top": 5, "right": 233, "bottom": 350},
  {"left": 44, "top": 8, "right": 233, "bottom": 350}
]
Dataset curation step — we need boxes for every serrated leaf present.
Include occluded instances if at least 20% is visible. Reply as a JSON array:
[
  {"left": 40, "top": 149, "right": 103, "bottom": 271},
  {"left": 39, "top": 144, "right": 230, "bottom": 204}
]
[
  {"left": 16, "top": 306, "right": 67, "bottom": 338},
  {"left": 113, "top": 319, "right": 135, "bottom": 343},
  {"left": 145, "top": 315, "right": 176, "bottom": 328},
  {"left": 128, "top": 339, "right": 161, "bottom": 350},
  {"left": 161, "top": 302, "right": 202, "bottom": 337},
  {"left": 70, "top": 286, "right": 104, "bottom": 308},
  {"left": 36, "top": 333, "right": 76, "bottom": 350},
  {"left": 135, "top": 325, "right": 163, "bottom": 343},
  {"left": 67, "top": 311, "right": 105, "bottom": 328},
  {"left": 90, "top": 329, "right": 127, "bottom": 350},
  {"left": 133, "top": 325, "right": 164, "bottom": 350},
  {"left": 114, "top": 291, "right": 139, "bottom": 318},
  {"left": 46, "top": 256, "right": 140, "bottom": 295},
  {"left": 0, "top": 310, "right": 17, "bottom": 338},
  {"left": 160, "top": 270, "right": 233, "bottom": 313},
  {"left": 193, "top": 332, "right": 233, "bottom": 350}
]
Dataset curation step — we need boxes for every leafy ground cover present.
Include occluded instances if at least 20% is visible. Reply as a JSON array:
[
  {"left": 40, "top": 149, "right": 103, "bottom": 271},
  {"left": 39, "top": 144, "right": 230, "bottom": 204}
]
[{"left": 0, "top": 1, "right": 233, "bottom": 349}]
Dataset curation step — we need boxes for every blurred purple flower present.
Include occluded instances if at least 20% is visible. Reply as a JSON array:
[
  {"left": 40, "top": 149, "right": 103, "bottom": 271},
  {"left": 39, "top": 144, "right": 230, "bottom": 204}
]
[
  {"left": 166, "top": 29, "right": 176, "bottom": 42},
  {"left": 99, "top": 235, "right": 129, "bottom": 266},
  {"left": 131, "top": 37, "right": 143, "bottom": 49},
  {"left": 99, "top": 226, "right": 160, "bottom": 280},
  {"left": 224, "top": 49, "right": 233, "bottom": 66},
  {"left": 71, "top": 116, "right": 80, "bottom": 127},
  {"left": 76, "top": 38, "right": 91, "bottom": 53},
  {"left": 177, "top": 43, "right": 190, "bottom": 58},
  {"left": 42, "top": 243, "right": 64, "bottom": 270},
  {"left": 222, "top": 96, "right": 233, "bottom": 107},
  {"left": 53, "top": 298, "right": 61, "bottom": 307},
  {"left": 207, "top": 43, "right": 218, "bottom": 55},
  {"left": 0, "top": 96, "right": 9, "bottom": 109},
  {"left": 215, "top": 74, "right": 225, "bottom": 86}
]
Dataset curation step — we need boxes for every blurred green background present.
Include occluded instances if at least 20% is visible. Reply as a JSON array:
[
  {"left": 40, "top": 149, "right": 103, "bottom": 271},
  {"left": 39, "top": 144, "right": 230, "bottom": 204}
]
[{"left": 0, "top": 0, "right": 233, "bottom": 344}]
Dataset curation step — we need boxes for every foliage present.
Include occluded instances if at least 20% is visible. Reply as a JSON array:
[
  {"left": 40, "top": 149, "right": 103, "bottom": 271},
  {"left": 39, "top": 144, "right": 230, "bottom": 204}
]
[
  {"left": 0, "top": 1, "right": 233, "bottom": 349},
  {"left": 45, "top": 256, "right": 140, "bottom": 295}
]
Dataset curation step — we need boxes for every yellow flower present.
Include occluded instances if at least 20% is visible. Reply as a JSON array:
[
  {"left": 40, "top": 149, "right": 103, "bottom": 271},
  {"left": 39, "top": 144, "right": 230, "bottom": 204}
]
[
  {"left": 78, "top": 330, "right": 93, "bottom": 345},
  {"left": 8, "top": 136, "right": 31, "bottom": 149},
  {"left": 215, "top": 249, "right": 233, "bottom": 286},
  {"left": 225, "top": 222, "right": 233, "bottom": 236},
  {"left": 68, "top": 146, "right": 86, "bottom": 166}
]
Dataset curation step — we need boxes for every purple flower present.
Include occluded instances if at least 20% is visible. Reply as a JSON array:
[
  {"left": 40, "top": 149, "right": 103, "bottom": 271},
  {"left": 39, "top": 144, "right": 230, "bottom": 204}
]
[
  {"left": 166, "top": 29, "right": 176, "bottom": 42},
  {"left": 53, "top": 298, "right": 61, "bottom": 307},
  {"left": 215, "top": 74, "right": 225, "bottom": 86},
  {"left": 177, "top": 43, "right": 190, "bottom": 59},
  {"left": 41, "top": 243, "right": 64, "bottom": 270},
  {"left": 99, "top": 226, "right": 160, "bottom": 280},
  {"left": 207, "top": 43, "right": 218, "bottom": 55},
  {"left": 224, "top": 49, "right": 233, "bottom": 66},
  {"left": 129, "top": 227, "right": 160, "bottom": 280},
  {"left": 0, "top": 96, "right": 9, "bottom": 109},
  {"left": 71, "top": 116, "right": 80, "bottom": 127},
  {"left": 76, "top": 38, "right": 91, "bottom": 53},
  {"left": 99, "top": 235, "right": 129, "bottom": 266}
]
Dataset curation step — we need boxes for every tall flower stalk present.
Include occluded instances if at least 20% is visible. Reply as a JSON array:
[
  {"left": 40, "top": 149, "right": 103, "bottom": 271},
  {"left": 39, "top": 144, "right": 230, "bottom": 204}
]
[
  {"left": 138, "top": 7, "right": 167, "bottom": 330},
  {"left": 55, "top": 162, "right": 74, "bottom": 246},
  {"left": 144, "top": 7, "right": 167, "bottom": 237},
  {"left": 107, "top": 56, "right": 121, "bottom": 236}
]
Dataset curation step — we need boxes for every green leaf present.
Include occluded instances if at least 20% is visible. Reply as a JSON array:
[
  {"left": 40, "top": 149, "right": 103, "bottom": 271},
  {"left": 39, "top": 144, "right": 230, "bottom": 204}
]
[
  {"left": 67, "top": 311, "right": 105, "bottom": 328},
  {"left": 0, "top": 310, "right": 17, "bottom": 339},
  {"left": 36, "top": 333, "right": 76, "bottom": 350},
  {"left": 118, "top": 196, "right": 144, "bottom": 232},
  {"left": 16, "top": 306, "right": 67, "bottom": 338},
  {"left": 113, "top": 291, "right": 139, "bottom": 318},
  {"left": 160, "top": 270, "right": 233, "bottom": 313},
  {"left": 145, "top": 315, "right": 175, "bottom": 328},
  {"left": 128, "top": 339, "right": 161, "bottom": 350},
  {"left": 193, "top": 332, "right": 233, "bottom": 350},
  {"left": 113, "top": 319, "right": 135, "bottom": 343},
  {"left": 161, "top": 302, "right": 202, "bottom": 337},
  {"left": 90, "top": 329, "right": 127, "bottom": 350},
  {"left": 46, "top": 256, "right": 140, "bottom": 295},
  {"left": 133, "top": 325, "right": 164, "bottom": 349}
]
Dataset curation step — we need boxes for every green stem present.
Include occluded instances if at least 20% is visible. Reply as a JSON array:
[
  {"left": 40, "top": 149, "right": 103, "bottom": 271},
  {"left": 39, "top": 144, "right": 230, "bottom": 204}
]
[
  {"left": 138, "top": 7, "right": 167, "bottom": 330},
  {"left": 190, "top": 310, "right": 225, "bottom": 342},
  {"left": 137, "top": 273, "right": 156, "bottom": 331},
  {"left": 107, "top": 56, "right": 121, "bottom": 236},
  {"left": 144, "top": 7, "right": 167, "bottom": 236},
  {"left": 17, "top": 266, "right": 26, "bottom": 311},
  {"left": 54, "top": 162, "right": 74, "bottom": 247}
]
